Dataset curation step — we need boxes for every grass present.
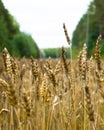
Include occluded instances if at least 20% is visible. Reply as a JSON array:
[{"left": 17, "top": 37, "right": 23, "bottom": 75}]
[{"left": 0, "top": 35, "right": 104, "bottom": 130}]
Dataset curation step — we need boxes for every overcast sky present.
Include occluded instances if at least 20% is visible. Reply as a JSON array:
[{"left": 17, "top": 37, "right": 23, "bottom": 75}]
[{"left": 3, "top": 0, "right": 92, "bottom": 49}]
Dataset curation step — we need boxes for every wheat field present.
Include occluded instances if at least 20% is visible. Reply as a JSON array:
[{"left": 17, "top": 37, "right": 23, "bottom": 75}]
[{"left": 0, "top": 35, "right": 104, "bottom": 130}]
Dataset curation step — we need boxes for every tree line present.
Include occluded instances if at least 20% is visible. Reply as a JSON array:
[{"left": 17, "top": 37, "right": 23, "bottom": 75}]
[
  {"left": 0, "top": 0, "right": 40, "bottom": 58},
  {"left": 1, "top": 0, "right": 104, "bottom": 59},
  {"left": 72, "top": 0, "right": 104, "bottom": 58},
  {"left": 43, "top": 0, "right": 104, "bottom": 59}
]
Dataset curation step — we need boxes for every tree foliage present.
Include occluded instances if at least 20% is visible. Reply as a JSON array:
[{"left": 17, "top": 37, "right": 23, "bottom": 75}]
[
  {"left": 43, "top": 47, "right": 70, "bottom": 59},
  {"left": 12, "top": 32, "right": 40, "bottom": 58},
  {"left": 72, "top": 0, "right": 104, "bottom": 57},
  {"left": 0, "top": 0, "right": 40, "bottom": 58}
]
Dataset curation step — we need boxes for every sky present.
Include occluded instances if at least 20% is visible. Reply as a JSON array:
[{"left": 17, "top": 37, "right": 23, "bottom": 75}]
[{"left": 3, "top": 0, "right": 92, "bottom": 49}]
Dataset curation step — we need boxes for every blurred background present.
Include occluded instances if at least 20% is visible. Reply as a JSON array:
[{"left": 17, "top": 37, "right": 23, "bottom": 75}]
[{"left": 0, "top": 0, "right": 104, "bottom": 58}]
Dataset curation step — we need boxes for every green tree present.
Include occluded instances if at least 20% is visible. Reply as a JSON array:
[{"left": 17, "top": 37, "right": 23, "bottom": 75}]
[
  {"left": 0, "top": 0, "right": 20, "bottom": 51},
  {"left": 12, "top": 32, "right": 40, "bottom": 58},
  {"left": 72, "top": 0, "right": 104, "bottom": 57},
  {"left": 0, "top": 0, "right": 40, "bottom": 58},
  {"left": 94, "top": 0, "right": 104, "bottom": 35},
  {"left": 0, "top": 0, "right": 19, "bottom": 38},
  {"left": 43, "top": 47, "right": 70, "bottom": 58},
  {"left": 0, "top": 16, "right": 8, "bottom": 50}
]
